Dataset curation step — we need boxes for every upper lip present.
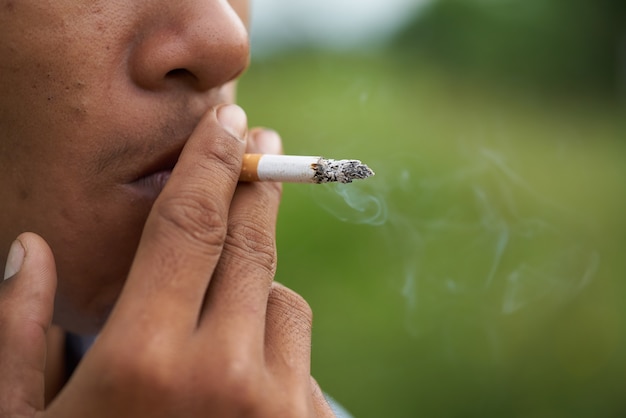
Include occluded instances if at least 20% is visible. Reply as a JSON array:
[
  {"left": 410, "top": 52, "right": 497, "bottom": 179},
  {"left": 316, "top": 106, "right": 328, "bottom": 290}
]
[
  {"left": 128, "top": 111, "right": 205, "bottom": 184},
  {"left": 132, "top": 142, "right": 184, "bottom": 182},
  {"left": 126, "top": 92, "right": 230, "bottom": 185}
]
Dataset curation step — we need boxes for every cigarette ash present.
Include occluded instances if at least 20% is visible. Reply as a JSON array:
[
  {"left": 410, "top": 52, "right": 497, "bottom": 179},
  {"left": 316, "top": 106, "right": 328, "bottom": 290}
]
[{"left": 312, "top": 158, "right": 375, "bottom": 184}]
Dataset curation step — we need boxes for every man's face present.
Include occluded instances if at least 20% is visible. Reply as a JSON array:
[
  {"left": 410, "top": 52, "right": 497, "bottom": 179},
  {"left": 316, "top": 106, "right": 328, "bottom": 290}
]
[{"left": 0, "top": 0, "right": 250, "bottom": 333}]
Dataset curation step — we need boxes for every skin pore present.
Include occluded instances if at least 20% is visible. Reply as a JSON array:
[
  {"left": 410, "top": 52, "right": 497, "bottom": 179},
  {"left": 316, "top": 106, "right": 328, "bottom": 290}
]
[{"left": 0, "top": 0, "right": 336, "bottom": 416}]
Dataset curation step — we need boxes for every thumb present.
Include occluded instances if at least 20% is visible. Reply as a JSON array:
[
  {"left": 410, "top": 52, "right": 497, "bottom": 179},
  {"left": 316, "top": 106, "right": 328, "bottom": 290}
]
[{"left": 0, "top": 232, "right": 57, "bottom": 416}]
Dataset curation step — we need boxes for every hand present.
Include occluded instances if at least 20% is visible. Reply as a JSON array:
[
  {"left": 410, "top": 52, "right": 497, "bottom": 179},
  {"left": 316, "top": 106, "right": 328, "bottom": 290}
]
[{"left": 0, "top": 104, "right": 335, "bottom": 417}]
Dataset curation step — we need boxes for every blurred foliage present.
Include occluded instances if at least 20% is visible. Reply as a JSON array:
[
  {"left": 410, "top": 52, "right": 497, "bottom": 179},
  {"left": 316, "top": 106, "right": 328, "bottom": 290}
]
[
  {"left": 238, "top": 49, "right": 626, "bottom": 417},
  {"left": 393, "top": 0, "right": 626, "bottom": 97},
  {"left": 238, "top": 3, "right": 626, "bottom": 417}
]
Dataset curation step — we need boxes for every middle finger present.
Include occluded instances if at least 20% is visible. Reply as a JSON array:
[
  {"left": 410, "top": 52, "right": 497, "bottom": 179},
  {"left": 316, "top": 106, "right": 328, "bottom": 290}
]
[{"left": 199, "top": 129, "right": 283, "bottom": 348}]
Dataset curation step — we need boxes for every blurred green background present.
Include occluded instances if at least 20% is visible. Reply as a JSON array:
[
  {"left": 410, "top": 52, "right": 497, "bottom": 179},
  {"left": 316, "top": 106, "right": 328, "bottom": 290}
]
[{"left": 239, "top": 1, "right": 626, "bottom": 416}]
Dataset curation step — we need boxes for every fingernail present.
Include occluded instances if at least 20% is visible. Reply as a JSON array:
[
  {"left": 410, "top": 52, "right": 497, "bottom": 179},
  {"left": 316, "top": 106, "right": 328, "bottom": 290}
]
[
  {"left": 216, "top": 104, "right": 247, "bottom": 141},
  {"left": 4, "top": 239, "right": 25, "bottom": 280},
  {"left": 255, "top": 129, "right": 282, "bottom": 154}
]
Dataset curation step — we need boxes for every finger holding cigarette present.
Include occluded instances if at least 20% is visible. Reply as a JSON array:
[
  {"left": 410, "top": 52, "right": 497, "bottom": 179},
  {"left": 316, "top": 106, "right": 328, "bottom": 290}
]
[{"left": 240, "top": 154, "right": 375, "bottom": 184}]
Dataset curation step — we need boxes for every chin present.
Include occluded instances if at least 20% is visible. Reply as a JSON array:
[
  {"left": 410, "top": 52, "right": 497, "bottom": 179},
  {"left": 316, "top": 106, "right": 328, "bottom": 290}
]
[
  {"left": 47, "top": 205, "right": 148, "bottom": 335},
  {"left": 53, "top": 305, "right": 112, "bottom": 335},
  {"left": 52, "top": 265, "right": 130, "bottom": 335}
]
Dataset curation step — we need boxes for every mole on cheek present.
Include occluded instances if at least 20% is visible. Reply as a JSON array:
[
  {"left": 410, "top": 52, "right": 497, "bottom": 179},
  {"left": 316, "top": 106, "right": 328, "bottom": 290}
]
[
  {"left": 18, "top": 185, "right": 30, "bottom": 201},
  {"left": 60, "top": 207, "right": 71, "bottom": 221}
]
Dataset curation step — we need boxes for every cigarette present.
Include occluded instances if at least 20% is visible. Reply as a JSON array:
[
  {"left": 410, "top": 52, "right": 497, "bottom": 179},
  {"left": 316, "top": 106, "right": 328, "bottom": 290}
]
[{"left": 240, "top": 154, "right": 375, "bottom": 184}]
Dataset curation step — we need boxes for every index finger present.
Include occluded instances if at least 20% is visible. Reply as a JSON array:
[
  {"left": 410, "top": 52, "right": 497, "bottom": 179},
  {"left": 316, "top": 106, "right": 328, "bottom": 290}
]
[{"left": 108, "top": 104, "right": 248, "bottom": 335}]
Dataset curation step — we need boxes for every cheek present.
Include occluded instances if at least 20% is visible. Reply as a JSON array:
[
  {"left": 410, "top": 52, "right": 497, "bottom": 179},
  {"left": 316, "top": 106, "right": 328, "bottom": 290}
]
[
  {"left": 0, "top": 5, "right": 77, "bottom": 120},
  {"left": 21, "top": 183, "right": 151, "bottom": 332},
  {"left": 0, "top": 4, "right": 151, "bottom": 332},
  {"left": 1, "top": 43, "right": 109, "bottom": 130},
  {"left": 0, "top": 2, "right": 132, "bottom": 150},
  {"left": 0, "top": 50, "right": 93, "bottom": 176}
]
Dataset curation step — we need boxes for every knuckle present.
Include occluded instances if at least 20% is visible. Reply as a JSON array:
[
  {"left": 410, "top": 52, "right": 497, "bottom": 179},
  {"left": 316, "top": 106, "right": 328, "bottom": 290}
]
[
  {"left": 268, "top": 284, "right": 313, "bottom": 330},
  {"left": 225, "top": 220, "right": 277, "bottom": 276},
  {"left": 264, "top": 382, "right": 314, "bottom": 418},
  {"left": 192, "top": 147, "right": 241, "bottom": 185},
  {"left": 284, "top": 399, "right": 313, "bottom": 418},
  {"left": 214, "top": 359, "right": 264, "bottom": 411},
  {"left": 207, "top": 145, "right": 241, "bottom": 176},
  {"left": 96, "top": 342, "right": 181, "bottom": 399},
  {"left": 152, "top": 192, "right": 227, "bottom": 251}
]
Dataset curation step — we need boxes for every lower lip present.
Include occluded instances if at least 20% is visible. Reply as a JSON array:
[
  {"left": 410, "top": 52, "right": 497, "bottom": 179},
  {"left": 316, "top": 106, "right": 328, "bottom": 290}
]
[{"left": 127, "top": 170, "right": 172, "bottom": 200}]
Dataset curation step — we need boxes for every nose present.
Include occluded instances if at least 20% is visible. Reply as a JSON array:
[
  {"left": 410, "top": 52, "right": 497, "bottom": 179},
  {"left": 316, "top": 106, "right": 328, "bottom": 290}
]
[{"left": 129, "top": 1, "right": 250, "bottom": 92}]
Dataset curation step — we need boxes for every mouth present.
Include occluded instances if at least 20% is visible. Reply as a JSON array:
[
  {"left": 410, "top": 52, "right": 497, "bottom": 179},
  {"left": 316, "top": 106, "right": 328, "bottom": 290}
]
[
  {"left": 130, "top": 170, "right": 173, "bottom": 199},
  {"left": 127, "top": 145, "right": 182, "bottom": 200},
  {"left": 119, "top": 95, "right": 231, "bottom": 200}
]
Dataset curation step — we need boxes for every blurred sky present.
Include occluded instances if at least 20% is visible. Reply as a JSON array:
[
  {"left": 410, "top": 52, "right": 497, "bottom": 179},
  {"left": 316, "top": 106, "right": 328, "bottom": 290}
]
[{"left": 249, "top": 0, "right": 430, "bottom": 55}]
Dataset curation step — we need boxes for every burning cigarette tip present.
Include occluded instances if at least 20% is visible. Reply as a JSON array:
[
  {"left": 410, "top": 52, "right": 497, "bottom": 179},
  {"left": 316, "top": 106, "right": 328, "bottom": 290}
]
[
  {"left": 240, "top": 154, "right": 375, "bottom": 184},
  {"left": 313, "top": 158, "right": 375, "bottom": 184}
]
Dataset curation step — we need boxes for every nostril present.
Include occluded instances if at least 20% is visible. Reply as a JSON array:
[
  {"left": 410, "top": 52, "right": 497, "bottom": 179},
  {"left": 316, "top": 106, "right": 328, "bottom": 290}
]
[
  {"left": 166, "top": 68, "right": 188, "bottom": 77},
  {"left": 165, "top": 68, "right": 196, "bottom": 82},
  {"left": 129, "top": 5, "right": 250, "bottom": 93}
]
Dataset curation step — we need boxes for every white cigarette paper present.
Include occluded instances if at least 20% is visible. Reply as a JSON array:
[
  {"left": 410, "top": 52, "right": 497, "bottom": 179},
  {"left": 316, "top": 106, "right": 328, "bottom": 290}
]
[{"left": 240, "top": 154, "right": 375, "bottom": 184}]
